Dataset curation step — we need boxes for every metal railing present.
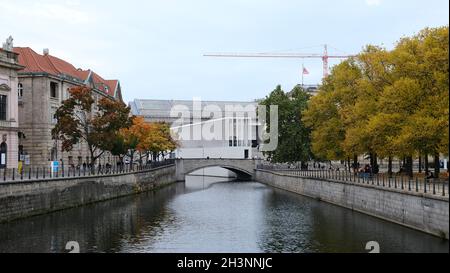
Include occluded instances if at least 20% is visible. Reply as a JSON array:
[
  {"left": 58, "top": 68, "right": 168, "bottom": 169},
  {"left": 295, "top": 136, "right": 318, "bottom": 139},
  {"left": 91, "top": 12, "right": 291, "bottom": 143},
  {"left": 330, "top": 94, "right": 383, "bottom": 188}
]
[
  {"left": 257, "top": 164, "right": 449, "bottom": 198},
  {"left": 0, "top": 159, "right": 175, "bottom": 183}
]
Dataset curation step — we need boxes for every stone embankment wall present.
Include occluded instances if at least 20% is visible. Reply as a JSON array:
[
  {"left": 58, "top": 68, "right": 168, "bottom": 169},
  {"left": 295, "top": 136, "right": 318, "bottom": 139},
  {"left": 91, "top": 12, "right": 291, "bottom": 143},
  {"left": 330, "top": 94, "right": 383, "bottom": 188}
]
[
  {"left": 255, "top": 169, "right": 449, "bottom": 239},
  {"left": 0, "top": 165, "right": 177, "bottom": 223}
]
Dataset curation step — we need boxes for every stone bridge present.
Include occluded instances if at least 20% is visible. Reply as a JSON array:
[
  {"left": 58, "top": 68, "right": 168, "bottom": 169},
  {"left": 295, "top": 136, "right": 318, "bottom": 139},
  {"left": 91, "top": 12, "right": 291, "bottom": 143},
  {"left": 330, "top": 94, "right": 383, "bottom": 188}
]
[{"left": 175, "top": 158, "right": 257, "bottom": 181}]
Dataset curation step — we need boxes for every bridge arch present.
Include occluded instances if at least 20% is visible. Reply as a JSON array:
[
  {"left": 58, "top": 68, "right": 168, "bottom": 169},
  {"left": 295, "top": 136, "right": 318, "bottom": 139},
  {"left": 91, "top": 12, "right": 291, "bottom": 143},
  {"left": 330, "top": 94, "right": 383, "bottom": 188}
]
[{"left": 175, "top": 159, "right": 256, "bottom": 181}]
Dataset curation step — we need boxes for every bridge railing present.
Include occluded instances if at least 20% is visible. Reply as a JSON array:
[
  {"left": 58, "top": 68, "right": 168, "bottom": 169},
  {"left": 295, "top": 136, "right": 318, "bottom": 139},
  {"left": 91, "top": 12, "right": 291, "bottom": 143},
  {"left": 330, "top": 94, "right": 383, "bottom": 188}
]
[
  {"left": 257, "top": 164, "right": 448, "bottom": 198},
  {"left": 0, "top": 159, "right": 175, "bottom": 183}
]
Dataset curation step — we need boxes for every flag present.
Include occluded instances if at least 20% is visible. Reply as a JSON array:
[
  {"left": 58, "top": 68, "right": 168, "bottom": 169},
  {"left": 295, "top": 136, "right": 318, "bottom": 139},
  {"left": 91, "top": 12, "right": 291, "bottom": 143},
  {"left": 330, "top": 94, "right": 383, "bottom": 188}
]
[{"left": 302, "top": 67, "right": 309, "bottom": 75}]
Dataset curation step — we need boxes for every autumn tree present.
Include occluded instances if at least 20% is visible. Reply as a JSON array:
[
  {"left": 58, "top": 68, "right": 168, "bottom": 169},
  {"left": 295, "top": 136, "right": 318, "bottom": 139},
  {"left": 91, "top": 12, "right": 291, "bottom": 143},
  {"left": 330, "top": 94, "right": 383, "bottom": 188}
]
[
  {"left": 115, "top": 116, "right": 179, "bottom": 164},
  {"left": 138, "top": 121, "right": 178, "bottom": 161},
  {"left": 303, "top": 59, "right": 362, "bottom": 170},
  {"left": 303, "top": 25, "right": 448, "bottom": 177},
  {"left": 52, "top": 86, "right": 133, "bottom": 169}
]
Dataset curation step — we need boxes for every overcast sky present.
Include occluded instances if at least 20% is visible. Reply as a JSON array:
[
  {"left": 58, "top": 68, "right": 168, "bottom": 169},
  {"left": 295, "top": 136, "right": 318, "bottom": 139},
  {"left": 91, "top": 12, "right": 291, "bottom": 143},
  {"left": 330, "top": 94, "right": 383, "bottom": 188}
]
[{"left": 1, "top": 0, "right": 448, "bottom": 103}]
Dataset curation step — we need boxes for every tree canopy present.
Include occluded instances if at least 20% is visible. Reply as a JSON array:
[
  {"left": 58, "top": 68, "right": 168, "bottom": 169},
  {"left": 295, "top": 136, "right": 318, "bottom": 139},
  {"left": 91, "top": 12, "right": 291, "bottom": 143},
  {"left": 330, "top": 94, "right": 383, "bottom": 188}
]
[
  {"left": 259, "top": 85, "right": 312, "bottom": 163},
  {"left": 302, "top": 26, "right": 449, "bottom": 176}
]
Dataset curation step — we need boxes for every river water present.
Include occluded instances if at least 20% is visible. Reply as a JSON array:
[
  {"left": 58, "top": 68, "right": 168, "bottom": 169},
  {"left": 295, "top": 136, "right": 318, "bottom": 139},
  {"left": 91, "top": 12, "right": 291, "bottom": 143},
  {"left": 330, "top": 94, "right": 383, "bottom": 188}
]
[{"left": 0, "top": 176, "right": 448, "bottom": 253}]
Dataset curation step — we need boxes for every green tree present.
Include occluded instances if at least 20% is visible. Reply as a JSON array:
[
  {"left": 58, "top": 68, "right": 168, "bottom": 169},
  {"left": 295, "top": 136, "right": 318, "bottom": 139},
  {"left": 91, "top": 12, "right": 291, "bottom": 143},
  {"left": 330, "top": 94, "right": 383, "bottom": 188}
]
[{"left": 260, "top": 85, "right": 312, "bottom": 164}]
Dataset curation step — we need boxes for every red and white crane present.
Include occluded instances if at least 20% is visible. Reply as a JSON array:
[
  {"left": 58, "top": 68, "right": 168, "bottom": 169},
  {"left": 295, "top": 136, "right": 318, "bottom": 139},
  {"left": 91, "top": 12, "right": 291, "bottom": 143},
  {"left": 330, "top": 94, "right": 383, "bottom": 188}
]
[{"left": 204, "top": 44, "right": 354, "bottom": 78}]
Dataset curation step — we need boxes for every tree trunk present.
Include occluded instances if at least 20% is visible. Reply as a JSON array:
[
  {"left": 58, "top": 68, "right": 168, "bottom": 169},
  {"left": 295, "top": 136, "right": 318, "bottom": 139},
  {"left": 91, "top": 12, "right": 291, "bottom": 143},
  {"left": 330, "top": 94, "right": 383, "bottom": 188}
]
[
  {"left": 388, "top": 156, "right": 393, "bottom": 177},
  {"left": 406, "top": 155, "right": 413, "bottom": 178},
  {"left": 424, "top": 154, "right": 429, "bottom": 173},
  {"left": 89, "top": 149, "right": 97, "bottom": 174},
  {"left": 129, "top": 150, "right": 136, "bottom": 171},
  {"left": 418, "top": 155, "right": 422, "bottom": 173},
  {"left": 434, "top": 153, "right": 440, "bottom": 178}
]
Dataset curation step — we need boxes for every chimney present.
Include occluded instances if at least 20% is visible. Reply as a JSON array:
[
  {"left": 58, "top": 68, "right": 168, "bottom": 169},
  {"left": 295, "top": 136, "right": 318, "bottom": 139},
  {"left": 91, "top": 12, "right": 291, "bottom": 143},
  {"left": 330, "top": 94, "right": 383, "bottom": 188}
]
[{"left": 43, "top": 48, "right": 49, "bottom": 56}]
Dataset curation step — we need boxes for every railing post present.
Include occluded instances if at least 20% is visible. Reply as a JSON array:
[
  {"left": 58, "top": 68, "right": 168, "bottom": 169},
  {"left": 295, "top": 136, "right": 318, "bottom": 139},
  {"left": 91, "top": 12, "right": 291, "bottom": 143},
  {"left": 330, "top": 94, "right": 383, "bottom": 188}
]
[
  {"left": 424, "top": 178, "right": 427, "bottom": 194},
  {"left": 415, "top": 177, "right": 419, "bottom": 192},
  {"left": 36, "top": 167, "right": 39, "bottom": 180},
  {"left": 28, "top": 167, "right": 31, "bottom": 180},
  {"left": 12, "top": 168, "right": 15, "bottom": 180},
  {"left": 20, "top": 167, "right": 23, "bottom": 180},
  {"left": 3, "top": 168, "right": 5, "bottom": 181},
  {"left": 394, "top": 176, "right": 397, "bottom": 188},
  {"left": 408, "top": 178, "right": 411, "bottom": 191},
  {"left": 401, "top": 176, "right": 404, "bottom": 190}
]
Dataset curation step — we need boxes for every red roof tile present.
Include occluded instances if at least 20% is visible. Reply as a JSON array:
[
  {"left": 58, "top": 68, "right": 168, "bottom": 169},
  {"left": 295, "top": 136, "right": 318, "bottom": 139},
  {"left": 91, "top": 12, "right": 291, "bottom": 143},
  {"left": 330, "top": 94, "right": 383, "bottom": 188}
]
[{"left": 13, "top": 47, "right": 120, "bottom": 99}]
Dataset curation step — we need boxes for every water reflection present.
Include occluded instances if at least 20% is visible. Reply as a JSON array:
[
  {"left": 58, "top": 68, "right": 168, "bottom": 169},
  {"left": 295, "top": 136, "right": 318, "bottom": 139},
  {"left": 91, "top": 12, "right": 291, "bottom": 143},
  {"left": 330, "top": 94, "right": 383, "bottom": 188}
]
[{"left": 0, "top": 176, "right": 448, "bottom": 253}]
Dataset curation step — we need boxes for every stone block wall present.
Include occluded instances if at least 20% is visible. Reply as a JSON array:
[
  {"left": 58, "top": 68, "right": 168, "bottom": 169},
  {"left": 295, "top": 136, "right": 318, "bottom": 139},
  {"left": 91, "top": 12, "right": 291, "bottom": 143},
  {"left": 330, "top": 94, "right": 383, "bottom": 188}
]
[
  {"left": 0, "top": 165, "right": 176, "bottom": 223},
  {"left": 255, "top": 169, "right": 449, "bottom": 239}
]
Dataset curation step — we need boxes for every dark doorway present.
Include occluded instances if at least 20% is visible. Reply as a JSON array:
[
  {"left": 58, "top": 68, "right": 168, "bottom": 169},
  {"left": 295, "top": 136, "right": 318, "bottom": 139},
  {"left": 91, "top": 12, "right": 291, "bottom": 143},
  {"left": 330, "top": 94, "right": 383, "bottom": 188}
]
[
  {"left": 0, "top": 142, "right": 7, "bottom": 168},
  {"left": 244, "top": 149, "right": 249, "bottom": 159}
]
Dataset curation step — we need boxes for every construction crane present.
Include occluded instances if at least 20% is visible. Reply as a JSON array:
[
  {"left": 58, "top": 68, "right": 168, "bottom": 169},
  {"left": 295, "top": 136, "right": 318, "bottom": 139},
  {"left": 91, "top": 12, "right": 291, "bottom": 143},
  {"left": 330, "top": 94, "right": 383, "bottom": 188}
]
[{"left": 204, "top": 44, "right": 354, "bottom": 78}]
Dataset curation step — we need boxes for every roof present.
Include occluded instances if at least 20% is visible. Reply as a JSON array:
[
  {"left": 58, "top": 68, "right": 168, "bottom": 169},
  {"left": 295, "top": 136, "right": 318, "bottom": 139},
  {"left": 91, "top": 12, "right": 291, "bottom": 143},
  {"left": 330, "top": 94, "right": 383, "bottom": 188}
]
[
  {"left": 130, "top": 99, "right": 257, "bottom": 119},
  {"left": 13, "top": 47, "right": 121, "bottom": 99}
]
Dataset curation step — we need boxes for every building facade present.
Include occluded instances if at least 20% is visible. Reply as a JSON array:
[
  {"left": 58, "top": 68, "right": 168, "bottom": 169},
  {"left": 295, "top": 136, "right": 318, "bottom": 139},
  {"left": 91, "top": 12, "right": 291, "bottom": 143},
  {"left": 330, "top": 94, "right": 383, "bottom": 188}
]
[
  {"left": 13, "top": 47, "right": 123, "bottom": 167},
  {"left": 0, "top": 38, "right": 23, "bottom": 169},
  {"left": 130, "top": 99, "right": 262, "bottom": 160}
]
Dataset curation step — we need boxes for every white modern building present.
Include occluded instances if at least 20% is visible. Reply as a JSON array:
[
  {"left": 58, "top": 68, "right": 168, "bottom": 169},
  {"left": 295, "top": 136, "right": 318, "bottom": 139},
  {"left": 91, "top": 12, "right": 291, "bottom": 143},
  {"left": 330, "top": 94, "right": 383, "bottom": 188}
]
[{"left": 130, "top": 99, "right": 263, "bottom": 160}]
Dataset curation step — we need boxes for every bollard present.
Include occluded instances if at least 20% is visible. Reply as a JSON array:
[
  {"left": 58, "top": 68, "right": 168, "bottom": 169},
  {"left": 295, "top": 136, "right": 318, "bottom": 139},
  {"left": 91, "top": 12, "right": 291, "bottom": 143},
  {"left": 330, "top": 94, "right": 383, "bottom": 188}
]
[
  {"left": 36, "top": 167, "right": 39, "bottom": 179},
  {"left": 29, "top": 167, "right": 31, "bottom": 180},
  {"left": 3, "top": 168, "right": 5, "bottom": 181},
  {"left": 415, "top": 177, "right": 419, "bottom": 192},
  {"left": 401, "top": 176, "right": 404, "bottom": 190},
  {"left": 433, "top": 179, "right": 436, "bottom": 195},
  {"left": 12, "top": 168, "right": 15, "bottom": 180},
  {"left": 408, "top": 178, "right": 411, "bottom": 191},
  {"left": 382, "top": 175, "right": 385, "bottom": 187}
]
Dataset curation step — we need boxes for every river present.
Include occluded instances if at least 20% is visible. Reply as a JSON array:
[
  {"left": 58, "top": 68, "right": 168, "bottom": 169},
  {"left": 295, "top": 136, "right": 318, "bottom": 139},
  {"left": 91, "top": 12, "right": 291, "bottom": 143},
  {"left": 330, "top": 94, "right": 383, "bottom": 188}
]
[{"left": 0, "top": 176, "right": 448, "bottom": 253}]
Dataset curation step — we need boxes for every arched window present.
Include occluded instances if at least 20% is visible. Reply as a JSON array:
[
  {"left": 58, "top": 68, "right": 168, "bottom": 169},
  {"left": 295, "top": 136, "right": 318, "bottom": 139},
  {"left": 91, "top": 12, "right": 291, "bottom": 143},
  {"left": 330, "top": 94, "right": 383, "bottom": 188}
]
[
  {"left": 0, "top": 142, "right": 7, "bottom": 168},
  {"left": 18, "top": 83, "right": 23, "bottom": 98}
]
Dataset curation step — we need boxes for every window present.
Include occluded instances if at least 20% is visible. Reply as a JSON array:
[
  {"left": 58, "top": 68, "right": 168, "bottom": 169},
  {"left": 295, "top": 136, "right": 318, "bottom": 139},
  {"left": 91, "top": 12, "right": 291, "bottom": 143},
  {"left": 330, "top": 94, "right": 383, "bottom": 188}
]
[
  {"left": 0, "top": 95, "right": 7, "bottom": 121},
  {"left": 50, "top": 82, "right": 58, "bottom": 98},
  {"left": 50, "top": 107, "right": 58, "bottom": 124},
  {"left": 18, "top": 83, "right": 23, "bottom": 98}
]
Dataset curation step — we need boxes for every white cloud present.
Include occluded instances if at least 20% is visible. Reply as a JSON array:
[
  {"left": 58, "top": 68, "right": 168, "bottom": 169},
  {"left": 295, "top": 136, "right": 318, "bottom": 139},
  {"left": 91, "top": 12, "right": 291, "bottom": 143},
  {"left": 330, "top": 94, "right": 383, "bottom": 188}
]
[
  {"left": 0, "top": 0, "right": 92, "bottom": 25},
  {"left": 365, "top": 0, "right": 382, "bottom": 6}
]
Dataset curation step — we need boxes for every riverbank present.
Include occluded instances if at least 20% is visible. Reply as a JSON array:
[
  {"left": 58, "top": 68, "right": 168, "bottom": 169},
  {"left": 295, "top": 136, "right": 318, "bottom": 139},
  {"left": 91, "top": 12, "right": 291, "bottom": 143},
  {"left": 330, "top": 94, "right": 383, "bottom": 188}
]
[
  {"left": 255, "top": 169, "right": 449, "bottom": 239},
  {"left": 1, "top": 177, "right": 447, "bottom": 253},
  {"left": 0, "top": 165, "right": 177, "bottom": 223}
]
